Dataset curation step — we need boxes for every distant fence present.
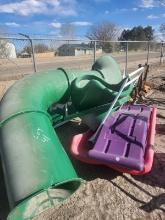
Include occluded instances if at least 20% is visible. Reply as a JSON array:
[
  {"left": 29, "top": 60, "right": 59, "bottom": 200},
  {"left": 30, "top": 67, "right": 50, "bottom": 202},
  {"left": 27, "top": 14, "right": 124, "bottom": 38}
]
[{"left": 0, "top": 35, "right": 164, "bottom": 80}]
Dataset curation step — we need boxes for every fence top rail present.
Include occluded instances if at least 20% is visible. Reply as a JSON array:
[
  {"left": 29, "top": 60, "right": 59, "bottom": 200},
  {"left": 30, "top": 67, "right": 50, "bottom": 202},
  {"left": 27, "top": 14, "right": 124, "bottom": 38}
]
[{"left": 0, "top": 36, "right": 164, "bottom": 43}]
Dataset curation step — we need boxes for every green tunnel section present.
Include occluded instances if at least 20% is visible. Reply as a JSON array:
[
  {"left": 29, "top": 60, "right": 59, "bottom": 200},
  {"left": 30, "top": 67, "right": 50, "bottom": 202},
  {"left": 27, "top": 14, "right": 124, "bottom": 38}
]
[
  {"left": 0, "top": 56, "right": 133, "bottom": 219},
  {"left": 71, "top": 75, "right": 133, "bottom": 111}
]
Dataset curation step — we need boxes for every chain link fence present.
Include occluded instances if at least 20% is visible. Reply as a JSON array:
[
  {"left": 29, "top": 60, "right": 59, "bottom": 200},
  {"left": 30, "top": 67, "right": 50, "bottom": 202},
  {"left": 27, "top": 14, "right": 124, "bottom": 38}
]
[
  {"left": 0, "top": 37, "right": 34, "bottom": 80},
  {"left": 0, "top": 35, "right": 164, "bottom": 80}
]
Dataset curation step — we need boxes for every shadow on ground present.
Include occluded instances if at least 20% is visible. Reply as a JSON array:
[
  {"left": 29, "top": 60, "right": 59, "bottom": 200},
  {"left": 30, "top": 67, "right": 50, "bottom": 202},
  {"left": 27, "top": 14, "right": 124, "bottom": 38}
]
[
  {"left": 156, "top": 123, "right": 165, "bottom": 134},
  {"left": 110, "top": 172, "right": 165, "bottom": 214},
  {"left": 133, "top": 153, "right": 165, "bottom": 189},
  {"left": 107, "top": 151, "right": 165, "bottom": 214},
  {"left": 57, "top": 121, "right": 165, "bottom": 215}
]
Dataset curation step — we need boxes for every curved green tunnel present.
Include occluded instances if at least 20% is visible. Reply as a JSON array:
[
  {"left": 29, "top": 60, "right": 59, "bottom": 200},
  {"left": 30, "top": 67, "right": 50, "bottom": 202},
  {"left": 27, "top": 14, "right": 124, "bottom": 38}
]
[{"left": 0, "top": 56, "right": 132, "bottom": 219}]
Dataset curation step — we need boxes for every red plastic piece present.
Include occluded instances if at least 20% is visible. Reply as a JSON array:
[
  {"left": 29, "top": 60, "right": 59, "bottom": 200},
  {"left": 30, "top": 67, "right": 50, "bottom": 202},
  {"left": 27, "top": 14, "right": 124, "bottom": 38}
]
[{"left": 70, "top": 107, "right": 157, "bottom": 175}]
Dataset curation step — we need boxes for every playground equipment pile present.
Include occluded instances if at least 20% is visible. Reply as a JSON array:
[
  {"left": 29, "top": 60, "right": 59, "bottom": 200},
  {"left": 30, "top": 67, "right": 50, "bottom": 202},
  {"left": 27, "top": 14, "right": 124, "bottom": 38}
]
[{"left": 0, "top": 56, "right": 156, "bottom": 219}]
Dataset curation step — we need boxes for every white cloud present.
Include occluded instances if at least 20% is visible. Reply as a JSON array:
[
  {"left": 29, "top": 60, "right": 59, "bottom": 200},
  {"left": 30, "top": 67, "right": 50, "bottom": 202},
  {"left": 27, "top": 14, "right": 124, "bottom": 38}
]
[
  {"left": 140, "top": 0, "right": 165, "bottom": 8},
  {"left": 0, "top": 0, "right": 77, "bottom": 16},
  {"left": 5, "top": 22, "right": 20, "bottom": 27},
  {"left": 147, "top": 14, "right": 160, "bottom": 19},
  {"left": 120, "top": 8, "right": 129, "bottom": 12},
  {"left": 132, "top": 7, "right": 138, "bottom": 11},
  {"left": 119, "top": 8, "right": 139, "bottom": 12},
  {"left": 94, "top": 0, "right": 110, "bottom": 2},
  {"left": 147, "top": 13, "right": 165, "bottom": 19},
  {"left": 0, "top": 0, "right": 46, "bottom": 16},
  {"left": 140, "top": 0, "right": 157, "bottom": 8},
  {"left": 120, "top": 25, "right": 133, "bottom": 31},
  {"left": 105, "top": 10, "right": 109, "bottom": 14},
  {"left": 49, "top": 20, "right": 92, "bottom": 32},
  {"left": 71, "top": 21, "right": 92, "bottom": 26},
  {"left": 154, "top": 31, "right": 165, "bottom": 41},
  {"left": 110, "top": 7, "right": 138, "bottom": 15},
  {"left": 50, "top": 22, "right": 62, "bottom": 28}
]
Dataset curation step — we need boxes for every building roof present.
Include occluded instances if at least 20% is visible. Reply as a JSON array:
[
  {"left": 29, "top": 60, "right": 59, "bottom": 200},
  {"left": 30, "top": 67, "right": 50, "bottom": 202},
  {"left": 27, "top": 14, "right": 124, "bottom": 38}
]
[{"left": 58, "top": 43, "right": 101, "bottom": 50}]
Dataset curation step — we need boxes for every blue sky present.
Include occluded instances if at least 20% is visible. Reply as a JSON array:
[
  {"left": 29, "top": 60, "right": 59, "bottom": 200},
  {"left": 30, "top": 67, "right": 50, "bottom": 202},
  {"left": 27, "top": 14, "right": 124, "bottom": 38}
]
[{"left": 0, "top": 0, "right": 164, "bottom": 37}]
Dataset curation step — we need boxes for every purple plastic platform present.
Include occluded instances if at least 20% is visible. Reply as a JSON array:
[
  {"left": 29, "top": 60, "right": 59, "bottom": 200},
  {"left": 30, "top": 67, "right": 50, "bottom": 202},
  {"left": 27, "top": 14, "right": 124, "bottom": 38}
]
[{"left": 88, "top": 105, "right": 152, "bottom": 171}]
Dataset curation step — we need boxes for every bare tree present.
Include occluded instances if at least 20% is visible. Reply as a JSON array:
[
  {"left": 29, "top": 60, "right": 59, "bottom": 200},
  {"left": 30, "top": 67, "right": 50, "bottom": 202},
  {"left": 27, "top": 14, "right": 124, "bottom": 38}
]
[
  {"left": 22, "top": 43, "right": 49, "bottom": 54},
  {"left": 86, "top": 21, "right": 120, "bottom": 52},
  {"left": 159, "top": 23, "right": 165, "bottom": 42},
  {"left": 60, "top": 23, "right": 76, "bottom": 39},
  {"left": 34, "top": 43, "right": 49, "bottom": 53},
  {"left": 22, "top": 46, "right": 32, "bottom": 54},
  {"left": 160, "top": 23, "right": 165, "bottom": 34},
  {"left": 87, "top": 21, "right": 119, "bottom": 41}
]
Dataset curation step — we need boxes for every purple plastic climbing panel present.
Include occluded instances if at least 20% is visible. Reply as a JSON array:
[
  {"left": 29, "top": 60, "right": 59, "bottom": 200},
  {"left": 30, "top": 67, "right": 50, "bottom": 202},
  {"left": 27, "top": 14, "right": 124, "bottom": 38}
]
[{"left": 88, "top": 105, "right": 152, "bottom": 171}]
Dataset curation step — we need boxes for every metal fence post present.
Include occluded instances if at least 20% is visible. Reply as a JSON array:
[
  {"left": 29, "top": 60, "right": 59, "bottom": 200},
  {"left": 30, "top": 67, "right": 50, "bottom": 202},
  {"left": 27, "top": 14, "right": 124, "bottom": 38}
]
[
  {"left": 160, "top": 41, "right": 164, "bottom": 64},
  {"left": 93, "top": 40, "right": 96, "bottom": 63},
  {"left": 146, "top": 41, "right": 150, "bottom": 65},
  {"left": 19, "top": 33, "right": 37, "bottom": 72},
  {"left": 67, "top": 40, "right": 70, "bottom": 56},
  {"left": 124, "top": 41, "right": 128, "bottom": 77},
  {"left": 30, "top": 38, "right": 37, "bottom": 72}
]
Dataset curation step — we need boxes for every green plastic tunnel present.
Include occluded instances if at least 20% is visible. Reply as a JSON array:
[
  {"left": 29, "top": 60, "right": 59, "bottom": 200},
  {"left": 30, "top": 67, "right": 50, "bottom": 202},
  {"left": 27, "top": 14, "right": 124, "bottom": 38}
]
[{"left": 0, "top": 56, "right": 129, "bottom": 219}]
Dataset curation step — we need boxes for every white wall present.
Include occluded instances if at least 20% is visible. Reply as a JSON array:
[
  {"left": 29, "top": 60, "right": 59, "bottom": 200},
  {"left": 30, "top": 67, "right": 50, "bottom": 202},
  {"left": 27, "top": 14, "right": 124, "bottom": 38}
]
[
  {"left": 75, "top": 49, "right": 93, "bottom": 56},
  {"left": 0, "top": 41, "right": 16, "bottom": 58}
]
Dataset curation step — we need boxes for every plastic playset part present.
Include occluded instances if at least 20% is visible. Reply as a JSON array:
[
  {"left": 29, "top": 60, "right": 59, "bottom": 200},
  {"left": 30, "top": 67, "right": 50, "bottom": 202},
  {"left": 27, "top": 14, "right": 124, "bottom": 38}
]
[{"left": 71, "top": 105, "right": 156, "bottom": 175}]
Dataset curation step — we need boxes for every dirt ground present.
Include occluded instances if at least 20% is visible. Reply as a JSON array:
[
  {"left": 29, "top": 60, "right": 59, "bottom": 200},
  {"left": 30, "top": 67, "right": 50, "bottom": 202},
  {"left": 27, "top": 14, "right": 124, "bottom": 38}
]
[
  {"left": 0, "top": 51, "right": 160, "bottom": 81},
  {"left": 0, "top": 63, "right": 165, "bottom": 220}
]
